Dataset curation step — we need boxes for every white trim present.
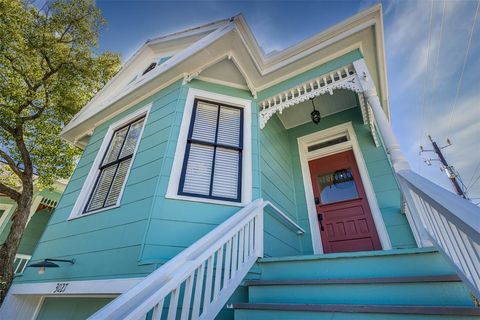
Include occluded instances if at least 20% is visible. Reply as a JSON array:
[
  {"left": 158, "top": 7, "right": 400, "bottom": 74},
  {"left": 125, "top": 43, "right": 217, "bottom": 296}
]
[
  {"left": 0, "top": 203, "right": 14, "bottom": 232},
  {"left": 196, "top": 76, "right": 249, "bottom": 91},
  {"left": 297, "top": 122, "right": 391, "bottom": 254},
  {"left": 0, "top": 278, "right": 143, "bottom": 320},
  {"left": 9, "top": 278, "right": 143, "bottom": 295},
  {"left": 166, "top": 88, "right": 252, "bottom": 206},
  {"left": 68, "top": 104, "right": 152, "bottom": 220}
]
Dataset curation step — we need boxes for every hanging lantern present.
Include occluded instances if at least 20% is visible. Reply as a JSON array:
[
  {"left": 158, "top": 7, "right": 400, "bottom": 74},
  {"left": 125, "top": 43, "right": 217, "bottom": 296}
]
[{"left": 310, "top": 98, "right": 321, "bottom": 124}]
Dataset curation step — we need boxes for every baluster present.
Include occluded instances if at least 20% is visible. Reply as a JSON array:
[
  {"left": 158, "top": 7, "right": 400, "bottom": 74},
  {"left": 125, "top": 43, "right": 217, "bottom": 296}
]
[
  {"left": 249, "top": 219, "right": 254, "bottom": 260},
  {"left": 191, "top": 262, "right": 205, "bottom": 319},
  {"left": 180, "top": 275, "right": 194, "bottom": 320},
  {"left": 151, "top": 299, "right": 164, "bottom": 320},
  {"left": 453, "top": 226, "right": 480, "bottom": 285},
  {"left": 243, "top": 224, "right": 249, "bottom": 262},
  {"left": 223, "top": 240, "right": 232, "bottom": 287},
  {"left": 203, "top": 255, "right": 214, "bottom": 314},
  {"left": 238, "top": 226, "right": 245, "bottom": 267},
  {"left": 315, "top": 79, "right": 320, "bottom": 89},
  {"left": 441, "top": 216, "right": 475, "bottom": 281},
  {"left": 167, "top": 287, "right": 180, "bottom": 320},
  {"left": 231, "top": 233, "right": 239, "bottom": 277},
  {"left": 429, "top": 207, "right": 461, "bottom": 268}
]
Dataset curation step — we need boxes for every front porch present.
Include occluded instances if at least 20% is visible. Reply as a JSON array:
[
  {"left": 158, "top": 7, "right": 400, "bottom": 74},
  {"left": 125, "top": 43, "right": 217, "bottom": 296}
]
[{"left": 258, "top": 62, "right": 416, "bottom": 257}]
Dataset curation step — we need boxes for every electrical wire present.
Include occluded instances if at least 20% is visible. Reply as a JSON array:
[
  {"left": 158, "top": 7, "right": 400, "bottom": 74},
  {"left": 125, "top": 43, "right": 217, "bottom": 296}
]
[
  {"left": 444, "top": 0, "right": 480, "bottom": 141},
  {"left": 417, "top": 0, "right": 435, "bottom": 172},
  {"left": 424, "top": 0, "right": 446, "bottom": 140}
]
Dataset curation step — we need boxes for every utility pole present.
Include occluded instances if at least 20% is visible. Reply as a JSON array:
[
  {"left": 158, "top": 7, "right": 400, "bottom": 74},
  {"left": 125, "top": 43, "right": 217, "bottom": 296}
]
[{"left": 420, "top": 135, "right": 467, "bottom": 199}]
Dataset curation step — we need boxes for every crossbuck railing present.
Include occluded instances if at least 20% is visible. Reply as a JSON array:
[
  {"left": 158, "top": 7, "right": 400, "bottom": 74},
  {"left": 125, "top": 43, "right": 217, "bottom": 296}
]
[
  {"left": 397, "top": 169, "right": 480, "bottom": 298},
  {"left": 89, "top": 199, "right": 303, "bottom": 320},
  {"left": 13, "top": 254, "right": 31, "bottom": 275}
]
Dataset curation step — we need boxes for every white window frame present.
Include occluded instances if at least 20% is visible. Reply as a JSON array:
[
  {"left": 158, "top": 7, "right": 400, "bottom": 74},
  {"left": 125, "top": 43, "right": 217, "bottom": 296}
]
[
  {"left": 68, "top": 104, "right": 151, "bottom": 220},
  {"left": 0, "top": 203, "right": 14, "bottom": 234},
  {"left": 297, "top": 122, "right": 392, "bottom": 254},
  {"left": 166, "top": 88, "right": 252, "bottom": 206}
]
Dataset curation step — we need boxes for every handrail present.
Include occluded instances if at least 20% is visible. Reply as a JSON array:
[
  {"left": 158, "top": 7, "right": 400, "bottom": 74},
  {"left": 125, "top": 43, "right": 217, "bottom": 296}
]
[
  {"left": 397, "top": 169, "right": 480, "bottom": 298},
  {"left": 262, "top": 201, "right": 305, "bottom": 235},
  {"left": 89, "top": 198, "right": 303, "bottom": 320}
]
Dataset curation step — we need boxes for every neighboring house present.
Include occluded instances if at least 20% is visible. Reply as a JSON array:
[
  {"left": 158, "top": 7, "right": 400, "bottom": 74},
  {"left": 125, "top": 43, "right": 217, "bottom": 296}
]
[
  {"left": 2, "top": 4, "right": 480, "bottom": 319},
  {"left": 0, "top": 181, "right": 64, "bottom": 275}
]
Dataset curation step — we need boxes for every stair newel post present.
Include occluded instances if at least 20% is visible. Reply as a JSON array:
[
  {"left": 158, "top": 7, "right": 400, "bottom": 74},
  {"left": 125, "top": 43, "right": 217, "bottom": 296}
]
[
  {"left": 255, "top": 209, "right": 264, "bottom": 258},
  {"left": 352, "top": 59, "right": 431, "bottom": 248}
]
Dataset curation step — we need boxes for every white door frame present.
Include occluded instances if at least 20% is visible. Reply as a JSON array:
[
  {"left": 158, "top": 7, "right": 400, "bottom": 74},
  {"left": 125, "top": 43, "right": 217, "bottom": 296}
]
[{"left": 297, "top": 122, "right": 392, "bottom": 254}]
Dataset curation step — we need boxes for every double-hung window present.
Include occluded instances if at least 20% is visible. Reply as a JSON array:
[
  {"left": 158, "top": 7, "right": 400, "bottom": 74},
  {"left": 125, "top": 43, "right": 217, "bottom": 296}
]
[
  {"left": 84, "top": 116, "right": 145, "bottom": 213},
  {"left": 178, "top": 99, "right": 243, "bottom": 202}
]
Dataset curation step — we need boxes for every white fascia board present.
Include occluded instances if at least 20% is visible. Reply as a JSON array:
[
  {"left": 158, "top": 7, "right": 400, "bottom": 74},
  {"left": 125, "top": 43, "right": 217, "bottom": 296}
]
[
  {"left": 146, "top": 17, "right": 232, "bottom": 46},
  {"left": 64, "top": 5, "right": 388, "bottom": 143},
  {"left": 62, "top": 22, "right": 236, "bottom": 141}
]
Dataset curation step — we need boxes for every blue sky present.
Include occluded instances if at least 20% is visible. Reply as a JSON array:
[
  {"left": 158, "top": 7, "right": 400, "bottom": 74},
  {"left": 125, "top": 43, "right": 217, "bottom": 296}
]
[{"left": 96, "top": 0, "right": 480, "bottom": 202}]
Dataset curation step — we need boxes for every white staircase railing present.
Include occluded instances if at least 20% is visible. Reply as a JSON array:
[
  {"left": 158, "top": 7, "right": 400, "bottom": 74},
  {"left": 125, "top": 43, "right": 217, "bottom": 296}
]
[
  {"left": 13, "top": 254, "right": 31, "bottom": 275},
  {"left": 397, "top": 169, "right": 480, "bottom": 298},
  {"left": 89, "top": 198, "right": 303, "bottom": 320}
]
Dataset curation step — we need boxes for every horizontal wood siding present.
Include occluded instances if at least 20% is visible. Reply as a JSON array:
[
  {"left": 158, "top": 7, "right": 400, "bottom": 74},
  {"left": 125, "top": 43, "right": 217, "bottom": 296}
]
[
  {"left": 140, "top": 79, "right": 263, "bottom": 264},
  {"left": 15, "top": 81, "right": 184, "bottom": 283},
  {"left": 287, "top": 108, "right": 416, "bottom": 253},
  {"left": 259, "top": 115, "right": 302, "bottom": 257}
]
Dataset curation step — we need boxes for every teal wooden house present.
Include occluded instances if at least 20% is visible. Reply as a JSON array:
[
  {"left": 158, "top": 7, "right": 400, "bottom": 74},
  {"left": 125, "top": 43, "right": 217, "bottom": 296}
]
[
  {"left": 0, "top": 177, "right": 64, "bottom": 277},
  {"left": 3, "top": 5, "right": 480, "bottom": 319}
]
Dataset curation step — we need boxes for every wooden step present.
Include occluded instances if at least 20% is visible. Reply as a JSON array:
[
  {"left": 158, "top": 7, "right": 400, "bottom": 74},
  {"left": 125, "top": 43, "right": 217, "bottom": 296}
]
[
  {"left": 244, "top": 274, "right": 461, "bottom": 286},
  {"left": 232, "top": 303, "right": 480, "bottom": 316}
]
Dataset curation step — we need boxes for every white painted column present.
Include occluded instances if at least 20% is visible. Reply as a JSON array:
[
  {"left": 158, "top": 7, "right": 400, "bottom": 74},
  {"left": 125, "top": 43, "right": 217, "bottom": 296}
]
[{"left": 353, "top": 59, "right": 431, "bottom": 247}]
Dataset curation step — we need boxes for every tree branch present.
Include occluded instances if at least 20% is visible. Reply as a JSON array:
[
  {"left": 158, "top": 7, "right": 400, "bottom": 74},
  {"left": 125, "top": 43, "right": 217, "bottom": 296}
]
[
  {"left": 13, "top": 126, "right": 33, "bottom": 178},
  {"left": 0, "top": 150, "right": 24, "bottom": 179},
  {"left": 0, "top": 182, "right": 21, "bottom": 202}
]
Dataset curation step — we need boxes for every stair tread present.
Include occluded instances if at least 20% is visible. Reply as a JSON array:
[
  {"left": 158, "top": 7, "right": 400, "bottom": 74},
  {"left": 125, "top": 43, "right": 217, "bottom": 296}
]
[
  {"left": 259, "top": 247, "right": 438, "bottom": 263},
  {"left": 245, "top": 275, "right": 461, "bottom": 286},
  {"left": 232, "top": 303, "right": 480, "bottom": 316}
]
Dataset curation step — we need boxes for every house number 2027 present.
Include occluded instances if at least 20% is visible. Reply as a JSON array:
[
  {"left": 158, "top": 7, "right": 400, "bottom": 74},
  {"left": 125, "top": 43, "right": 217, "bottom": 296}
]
[{"left": 53, "top": 282, "right": 69, "bottom": 293}]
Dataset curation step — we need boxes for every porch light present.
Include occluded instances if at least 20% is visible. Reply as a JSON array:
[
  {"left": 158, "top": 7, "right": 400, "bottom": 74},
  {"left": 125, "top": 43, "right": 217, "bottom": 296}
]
[
  {"left": 310, "top": 98, "right": 321, "bottom": 124},
  {"left": 27, "top": 258, "right": 75, "bottom": 275}
]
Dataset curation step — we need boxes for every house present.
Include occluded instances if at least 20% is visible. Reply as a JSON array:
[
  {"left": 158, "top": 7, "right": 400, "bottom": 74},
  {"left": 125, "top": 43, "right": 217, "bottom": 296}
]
[
  {"left": 0, "top": 178, "right": 64, "bottom": 276},
  {"left": 2, "top": 4, "right": 480, "bottom": 319}
]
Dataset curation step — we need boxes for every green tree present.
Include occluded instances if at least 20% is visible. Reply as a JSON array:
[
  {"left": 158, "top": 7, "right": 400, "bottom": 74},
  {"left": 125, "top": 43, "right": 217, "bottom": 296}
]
[{"left": 0, "top": 0, "right": 121, "bottom": 302}]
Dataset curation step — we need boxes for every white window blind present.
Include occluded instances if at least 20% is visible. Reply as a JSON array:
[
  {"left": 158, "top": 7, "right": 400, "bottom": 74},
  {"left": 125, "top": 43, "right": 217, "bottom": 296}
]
[
  {"left": 179, "top": 100, "right": 243, "bottom": 202},
  {"left": 85, "top": 117, "right": 145, "bottom": 213}
]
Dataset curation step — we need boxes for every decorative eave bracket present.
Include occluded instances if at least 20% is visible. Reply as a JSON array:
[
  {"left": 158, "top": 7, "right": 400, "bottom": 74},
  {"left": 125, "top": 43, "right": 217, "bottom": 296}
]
[
  {"left": 258, "top": 61, "right": 379, "bottom": 147},
  {"left": 258, "top": 64, "right": 362, "bottom": 129}
]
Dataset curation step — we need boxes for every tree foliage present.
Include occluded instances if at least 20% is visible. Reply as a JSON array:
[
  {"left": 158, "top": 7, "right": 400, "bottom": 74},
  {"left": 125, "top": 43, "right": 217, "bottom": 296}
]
[{"left": 0, "top": 0, "right": 121, "bottom": 301}]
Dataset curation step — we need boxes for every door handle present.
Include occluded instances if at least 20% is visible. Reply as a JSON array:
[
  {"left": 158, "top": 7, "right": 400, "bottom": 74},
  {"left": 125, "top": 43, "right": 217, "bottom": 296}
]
[
  {"left": 318, "top": 213, "right": 325, "bottom": 231},
  {"left": 314, "top": 197, "right": 320, "bottom": 205}
]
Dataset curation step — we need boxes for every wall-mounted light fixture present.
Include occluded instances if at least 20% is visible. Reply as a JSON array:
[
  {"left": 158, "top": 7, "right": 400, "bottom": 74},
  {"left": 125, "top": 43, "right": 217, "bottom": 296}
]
[
  {"left": 310, "top": 98, "right": 321, "bottom": 124},
  {"left": 28, "top": 258, "right": 75, "bottom": 275}
]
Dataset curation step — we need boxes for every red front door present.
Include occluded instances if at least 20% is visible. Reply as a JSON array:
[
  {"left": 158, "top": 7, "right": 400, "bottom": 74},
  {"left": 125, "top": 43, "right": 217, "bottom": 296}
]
[{"left": 308, "top": 150, "right": 381, "bottom": 253}]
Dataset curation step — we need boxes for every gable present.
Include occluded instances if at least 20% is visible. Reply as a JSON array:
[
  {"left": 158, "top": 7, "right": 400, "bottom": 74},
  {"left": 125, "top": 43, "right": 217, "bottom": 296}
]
[{"left": 62, "top": 5, "right": 388, "bottom": 148}]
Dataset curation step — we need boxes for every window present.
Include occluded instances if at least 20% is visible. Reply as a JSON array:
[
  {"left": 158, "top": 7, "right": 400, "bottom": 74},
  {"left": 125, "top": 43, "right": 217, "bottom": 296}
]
[
  {"left": 142, "top": 62, "right": 157, "bottom": 75},
  {"left": 178, "top": 99, "right": 243, "bottom": 202},
  {"left": 317, "top": 168, "right": 359, "bottom": 204},
  {"left": 84, "top": 116, "right": 145, "bottom": 213}
]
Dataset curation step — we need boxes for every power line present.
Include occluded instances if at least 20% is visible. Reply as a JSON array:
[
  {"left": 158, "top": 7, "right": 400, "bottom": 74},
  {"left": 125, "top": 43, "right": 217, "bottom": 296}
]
[
  {"left": 444, "top": 0, "right": 480, "bottom": 141},
  {"left": 467, "top": 161, "right": 480, "bottom": 189},
  {"left": 424, "top": 0, "right": 446, "bottom": 138},
  {"left": 417, "top": 0, "right": 435, "bottom": 172}
]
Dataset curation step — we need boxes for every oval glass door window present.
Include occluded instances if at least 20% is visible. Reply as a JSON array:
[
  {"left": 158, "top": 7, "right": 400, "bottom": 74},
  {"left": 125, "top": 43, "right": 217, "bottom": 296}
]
[{"left": 317, "top": 168, "right": 359, "bottom": 204}]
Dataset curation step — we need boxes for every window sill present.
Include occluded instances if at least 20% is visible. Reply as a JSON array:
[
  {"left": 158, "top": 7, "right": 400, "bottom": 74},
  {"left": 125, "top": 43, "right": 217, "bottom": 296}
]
[
  {"left": 165, "top": 193, "right": 246, "bottom": 207},
  {"left": 67, "top": 204, "right": 120, "bottom": 221}
]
